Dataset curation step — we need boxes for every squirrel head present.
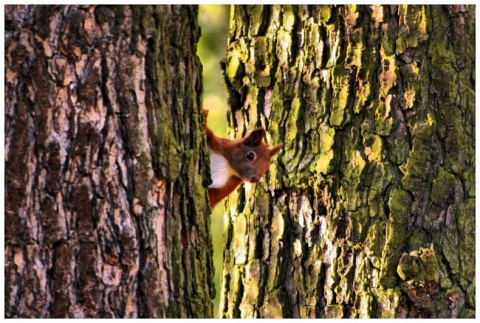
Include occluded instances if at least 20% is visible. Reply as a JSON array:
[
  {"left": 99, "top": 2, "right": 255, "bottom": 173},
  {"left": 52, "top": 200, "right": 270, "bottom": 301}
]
[{"left": 226, "top": 128, "right": 282, "bottom": 183}]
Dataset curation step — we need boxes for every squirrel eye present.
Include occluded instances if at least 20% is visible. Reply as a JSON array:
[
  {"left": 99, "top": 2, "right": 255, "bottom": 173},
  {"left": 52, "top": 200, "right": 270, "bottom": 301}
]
[{"left": 246, "top": 151, "right": 256, "bottom": 161}]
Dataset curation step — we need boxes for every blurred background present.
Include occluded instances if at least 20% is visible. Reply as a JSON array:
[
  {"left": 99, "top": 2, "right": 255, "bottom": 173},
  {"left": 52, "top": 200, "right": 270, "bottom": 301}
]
[{"left": 197, "top": 4, "right": 230, "bottom": 316}]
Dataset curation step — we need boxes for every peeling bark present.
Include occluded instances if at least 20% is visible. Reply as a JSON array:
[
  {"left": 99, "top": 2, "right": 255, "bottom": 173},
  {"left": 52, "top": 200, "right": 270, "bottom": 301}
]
[
  {"left": 5, "top": 5, "right": 214, "bottom": 318},
  {"left": 219, "top": 5, "right": 475, "bottom": 318}
]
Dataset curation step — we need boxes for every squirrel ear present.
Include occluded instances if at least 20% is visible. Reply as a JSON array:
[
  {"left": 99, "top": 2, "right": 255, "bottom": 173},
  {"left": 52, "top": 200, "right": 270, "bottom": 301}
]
[
  {"left": 202, "top": 109, "right": 209, "bottom": 127},
  {"left": 269, "top": 144, "right": 283, "bottom": 157},
  {"left": 243, "top": 128, "right": 266, "bottom": 147}
]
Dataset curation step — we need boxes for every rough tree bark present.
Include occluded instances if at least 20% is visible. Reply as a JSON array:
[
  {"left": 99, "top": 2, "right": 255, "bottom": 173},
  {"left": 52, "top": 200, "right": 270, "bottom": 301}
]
[
  {"left": 219, "top": 5, "right": 474, "bottom": 318},
  {"left": 5, "top": 5, "right": 214, "bottom": 318}
]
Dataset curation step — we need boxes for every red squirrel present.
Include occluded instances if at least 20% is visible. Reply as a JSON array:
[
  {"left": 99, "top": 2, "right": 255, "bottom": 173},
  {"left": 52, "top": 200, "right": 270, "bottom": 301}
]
[{"left": 203, "top": 109, "right": 282, "bottom": 208}]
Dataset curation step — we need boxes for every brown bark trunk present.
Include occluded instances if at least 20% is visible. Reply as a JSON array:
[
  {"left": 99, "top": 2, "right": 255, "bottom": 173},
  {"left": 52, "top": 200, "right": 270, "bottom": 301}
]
[
  {"left": 5, "top": 5, "right": 214, "bottom": 318},
  {"left": 219, "top": 5, "right": 475, "bottom": 318}
]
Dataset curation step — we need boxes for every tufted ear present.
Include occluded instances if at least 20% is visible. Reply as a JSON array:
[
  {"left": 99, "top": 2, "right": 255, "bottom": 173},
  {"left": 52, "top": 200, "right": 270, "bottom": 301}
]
[
  {"left": 202, "top": 109, "right": 209, "bottom": 127},
  {"left": 243, "top": 128, "right": 266, "bottom": 147},
  {"left": 269, "top": 144, "right": 283, "bottom": 157}
]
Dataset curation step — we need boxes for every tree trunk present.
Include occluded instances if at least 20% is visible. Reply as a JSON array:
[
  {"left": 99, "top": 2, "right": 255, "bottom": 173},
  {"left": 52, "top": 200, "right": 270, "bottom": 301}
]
[
  {"left": 219, "top": 5, "right": 474, "bottom": 318},
  {"left": 5, "top": 5, "right": 214, "bottom": 318}
]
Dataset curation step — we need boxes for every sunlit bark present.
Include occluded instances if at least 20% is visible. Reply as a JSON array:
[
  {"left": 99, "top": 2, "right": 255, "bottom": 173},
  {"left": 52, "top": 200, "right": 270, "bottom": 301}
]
[{"left": 219, "top": 5, "right": 475, "bottom": 318}]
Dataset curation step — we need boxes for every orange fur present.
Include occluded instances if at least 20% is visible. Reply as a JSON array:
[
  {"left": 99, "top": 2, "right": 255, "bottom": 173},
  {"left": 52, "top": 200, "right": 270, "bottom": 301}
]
[{"left": 203, "top": 109, "right": 282, "bottom": 208}]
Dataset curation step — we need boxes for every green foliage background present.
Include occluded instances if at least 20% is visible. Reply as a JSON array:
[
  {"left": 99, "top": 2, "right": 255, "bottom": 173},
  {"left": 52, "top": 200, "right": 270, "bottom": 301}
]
[{"left": 197, "top": 5, "right": 230, "bottom": 316}]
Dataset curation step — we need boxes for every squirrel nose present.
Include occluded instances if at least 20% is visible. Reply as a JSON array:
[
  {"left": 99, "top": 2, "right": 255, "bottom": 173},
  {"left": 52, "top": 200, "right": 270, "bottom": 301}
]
[{"left": 250, "top": 176, "right": 260, "bottom": 183}]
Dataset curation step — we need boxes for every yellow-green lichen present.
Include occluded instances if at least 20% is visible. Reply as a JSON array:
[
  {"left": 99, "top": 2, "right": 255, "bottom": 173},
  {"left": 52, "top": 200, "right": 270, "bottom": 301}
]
[
  {"left": 417, "top": 245, "right": 441, "bottom": 283},
  {"left": 364, "top": 220, "right": 385, "bottom": 270},
  {"left": 397, "top": 253, "right": 423, "bottom": 282},
  {"left": 367, "top": 163, "right": 392, "bottom": 218},
  {"left": 266, "top": 210, "right": 285, "bottom": 291},
  {"left": 458, "top": 198, "right": 475, "bottom": 289},
  {"left": 396, "top": 5, "right": 427, "bottom": 54},
  {"left": 248, "top": 5, "right": 264, "bottom": 36},
  {"left": 154, "top": 108, "right": 183, "bottom": 181},
  {"left": 261, "top": 289, "right": 285, "bottom": 318},
  {"left": 253, "top": 36, "right": 268, "bottom": 67},
  {"left": 374, "top": 48, "right": 397, "bottom": 136},
  {"left": 346, "top": 29, "right": 364, "bottom": 68},
  {"left": 430, "top": 43, "right": 457, "bottom": 105},
  {"left": 276, "top": 29, "right": 291, "bottom": 67},
  {"left": 399, "top": 62, "right": 420, "bottom": 109},
  {"left": 282, "top": 5, "right": 295, "bottom": 31},
  {"left": 401, "top": 121, "right": 436, "bottom": 192},
  {"left": 340, "top": 150, "right": 366, "bottom": 212},
  {"left": 398, "top": 246, "right": 443, "bottom": 298},
  {"left": 380, "top": 188, "right": 410, "bottom": 287},
  {"left": 330, "top": 66, "right": 350, "bottom": 126},
  {"left": 353, "top": 69, "right": 371, "bottom": 114},
  {"left": 430, "top": 167, "right": 455, "bottom": 206},
  {"left": 318, "top": 6, "right": 331, "bottom": 24},
  {"left": 226, "top": 51, "right": 241, "bottom": 80},
  {"left": 348, "top": 209, "right": 369, "bottom": 242},
  {"left": 344, "top": 5, "right": 359, "bottom": 27}
]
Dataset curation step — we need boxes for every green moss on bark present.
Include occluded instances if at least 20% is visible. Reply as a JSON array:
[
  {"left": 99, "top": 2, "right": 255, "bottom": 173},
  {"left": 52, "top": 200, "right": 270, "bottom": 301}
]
[{"left": 220, "top": 4, "right": 475, "bottom": 319}]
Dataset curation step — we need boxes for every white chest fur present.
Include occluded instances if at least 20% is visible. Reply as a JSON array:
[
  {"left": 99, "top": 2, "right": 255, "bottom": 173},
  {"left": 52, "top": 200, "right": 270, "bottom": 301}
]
[{"left": 208, "top": 149, "right": 237, "bottom": 188}]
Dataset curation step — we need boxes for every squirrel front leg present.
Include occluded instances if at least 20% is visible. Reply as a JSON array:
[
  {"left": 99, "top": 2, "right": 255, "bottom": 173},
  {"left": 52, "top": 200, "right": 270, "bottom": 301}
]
[{"left": 203, "top": 109, "right": 241, "bottom": 208}]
